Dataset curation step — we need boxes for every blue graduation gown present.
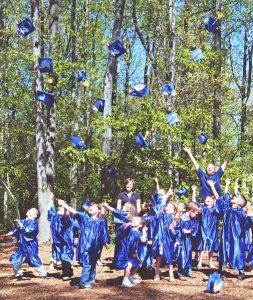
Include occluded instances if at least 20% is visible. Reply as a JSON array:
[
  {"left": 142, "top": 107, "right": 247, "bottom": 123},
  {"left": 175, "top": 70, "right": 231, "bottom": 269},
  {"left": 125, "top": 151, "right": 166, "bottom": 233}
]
[
  {"left": 75, "top": 212, "right": 107, "bottom": 266},
  {"left": 114, "top": 224, "right": 143, "bottom": 269},
  {"left": 199, "top": 203, "right": 220, "bottom": 252},
  {"left": 10, "top": 218, "right": 42, "bottom": 268},
  {"left": 176, "top": 214, "right": 198, "bottom": 272},
  {"left": 191, "top": 216, "right": 202, "bottom": 252},
  {"left": 152, "top": 213, "right": 175, "bottom": 265},
  {"left": 217, "top": 193, "right": 253, "bottom": 270},
  {"left": 138, "top": 213, "right": 156, "bottom": 267},
  {"left": 49, "top": 208, "right": 78, "bottom": 263}
]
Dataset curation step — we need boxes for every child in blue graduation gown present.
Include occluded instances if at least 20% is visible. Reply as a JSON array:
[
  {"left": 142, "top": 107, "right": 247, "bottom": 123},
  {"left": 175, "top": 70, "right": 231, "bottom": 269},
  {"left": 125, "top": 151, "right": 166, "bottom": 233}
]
[
  {"left": 59, "top": 200, "right": 108, "bottom": 289},
  {"left": 152, "top": 202, "right": 178, "bottom": 281},
  {"left": 0, "top": 208, "right": 47, "bottom": 278},
  {"left": 183, "top": 147, "right": 235, "bottom": 198},
  {"left": 195, "top": 180, "right": 220, "bottom": 269},
  {"left": 217, "top": 179, "right": 253, "bottom": 280},
  {"left": 102, "top": 202, "right": 135, "bottom": 270},
  {"left": 116, "top": 217, "right": 148, "bottom": 287},
  {"left": 175, "top": 202, "right": 201, "bottom": 279},
  {"left": 47, "top": 195, "right": 78, "bottom": 280},
  {"left": 244, "top": 202, "right": 253, "bottom": 268}
]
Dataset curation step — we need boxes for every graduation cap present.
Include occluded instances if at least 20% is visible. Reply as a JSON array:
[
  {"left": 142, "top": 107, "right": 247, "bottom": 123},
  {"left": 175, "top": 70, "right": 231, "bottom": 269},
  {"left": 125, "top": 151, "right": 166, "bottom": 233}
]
[
  {"left": 191, "top": 48, "right": 204, "bottom": 61},
  {"left": 82, "top": 199, "right": 91, "bottom": 209},
  {"left": 206, "top": 273, "right": 224, "bottom": 293},
  {"left": 203, "top": 16, "right": 217, "bottom": 34},
  {"left": 108, "top": 167, "right": 117, "bottom": 177},
  {"left": 135, "top": 133, "right": 149, "bottom": 148},
  {"left": 176, "top": 187, "right": 188, "bottom": 198},
  {"left": 166, "top": 112, "right": 180, "bottom": 125},
  {"left": 70, "top": 135, "right": 86, "bottom": 149},
  {"left": 162, "top": 83, "right": 176, "bottom": 97},
  {"left": 37, "top": 57, "right": 54, "bottom": 73},
  {"left": 77, "top": 70, "right": 86, "bottom": 82},
  {"left": 92, "top": 98, "right": 105, "bottom": 113},
  {"left": 17, "top": 18, "right": 36, "bottom": 36},
  {"left": 108, "top": 40, "right": 127, "bottom": 58},
  {"left": 197, "top": 133, "right": 209, "bottom": 145},
  {"left": 35, "top": 90, "right": 55, "bottom": 107},
  {"left": 129, "top": 84, "right": 149, "bottom": 97}
]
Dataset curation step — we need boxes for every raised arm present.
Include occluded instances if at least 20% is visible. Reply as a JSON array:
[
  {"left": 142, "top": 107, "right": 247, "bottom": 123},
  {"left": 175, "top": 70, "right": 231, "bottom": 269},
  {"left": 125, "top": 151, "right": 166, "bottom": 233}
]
[
  {"left": 47, "top": 191, "right": 54, "bottom": 210},
  {"left": 234, "top": 178, "right": 239, "bottom": 195},
  {"left": 101, "top": 203, "right": 115, "bottom": 212},
  {"left": 154, "top": 177, "right": 160, "bottom": 192},
  {"left": 221, "top": 149, "right": 236, "bottom": 171},
  {"left": 136, "top": 198, "right": 141, "bottom": 214},
  {"left": 164, "top": 188, "right": 173, "bottom": 202},
  {"left": 116, "top": 199, "right": 122, "bottom": 210},
  {"left": 58, "top": 199, "right": 77, "bottom": 215},
  {"left": 207, "top": 180, "right": 219, "bottom": 200},
  {"left": 191, "top": 185, "right": 197, "bottom": 202},
  {"left": 224, "top": 178, "right": 231, "bottom": 194},
  {"left": 183, "top": 147, "right": 199, "bottom": 171}
]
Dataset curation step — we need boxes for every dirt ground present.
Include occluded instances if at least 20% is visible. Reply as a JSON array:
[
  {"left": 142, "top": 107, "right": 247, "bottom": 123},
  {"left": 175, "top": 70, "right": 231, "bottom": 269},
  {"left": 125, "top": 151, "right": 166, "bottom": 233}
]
[{"left": 0, "top": 242, "right": 253, "bottom": 300}]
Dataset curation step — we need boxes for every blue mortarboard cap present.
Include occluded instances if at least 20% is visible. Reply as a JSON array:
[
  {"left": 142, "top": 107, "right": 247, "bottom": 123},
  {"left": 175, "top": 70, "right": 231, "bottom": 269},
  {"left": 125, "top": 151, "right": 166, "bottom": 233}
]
[
  {"left": 129, "top": 84, "right": 149, "bottom": 97},
  {"left": 38, "top": 57, "right": 54, "bottom": 73},
  {"left": 176, "top": 187, "right": 188, "bottom": 198},
  {"left": 108, "top": 40, "right": 127, "bottom": 58},
  {"left": 197, "top": 133, "right": 209, "bottom": 144},
  {"left": 108, "top": 167, "right": 117, "bottom": 177},
  {"left": 191, "top": 48, "right": 204, "bottom": 61},
  {"left": 166, "top": 112, "right": 180, "bottom": 125},
  {"left": 82, "top": 199, "right": 91, "bottom": 209},
  {"left": 203, "top": 16, "right": 217, "bottom": 34},
  {"left": 162, "top": 83, "right": 175, "bottom": 97},
  {"left": 35, "top": 90, "right": 55, "bottom": 107},
  {"left": 70, "top": 135, "right": 86, "bottom": 149},
  {"left": 92, "top": 98, "right": 105, "bottom": 113},
  {"left": 206, "top": 273, "right": 224, "bottom": 293},
  {"left": 135, "top": 133, "right": 149, "bottom": 148},
  {"left": 77, "top": 70, "right": 86, "bottom": 82},
  {"left": 17, "top": 18, "right": 36, "bottom": 36}
]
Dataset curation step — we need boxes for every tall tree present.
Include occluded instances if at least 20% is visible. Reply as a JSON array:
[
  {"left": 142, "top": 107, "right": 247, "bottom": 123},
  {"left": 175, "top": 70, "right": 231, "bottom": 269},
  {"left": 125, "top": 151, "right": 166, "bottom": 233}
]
[{"left": 103, "top": 0, "right": 126, "bottom": 156}]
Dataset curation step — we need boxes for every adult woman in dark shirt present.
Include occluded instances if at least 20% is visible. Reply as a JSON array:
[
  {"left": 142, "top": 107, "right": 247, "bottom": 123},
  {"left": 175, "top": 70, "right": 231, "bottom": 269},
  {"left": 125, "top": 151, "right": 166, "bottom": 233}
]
[{"left": 117, "top": 178, "right": 141, "bottom": 214}]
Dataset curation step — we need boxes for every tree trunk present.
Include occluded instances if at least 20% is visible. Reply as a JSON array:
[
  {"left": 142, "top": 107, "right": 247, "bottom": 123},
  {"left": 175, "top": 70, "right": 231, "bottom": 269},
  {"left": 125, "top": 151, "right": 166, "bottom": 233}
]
[
  {"left": 45, "top": 0, "right": 59, "bottom": 195},
  {"left": 103, "top": 0, "right": 126, "bottom": 156},
  {"left": 213, "top": 0, "right": 222, "bottom": 139},
  {"left": 32, "top": 0, "right": 50, "bottom": 243}
]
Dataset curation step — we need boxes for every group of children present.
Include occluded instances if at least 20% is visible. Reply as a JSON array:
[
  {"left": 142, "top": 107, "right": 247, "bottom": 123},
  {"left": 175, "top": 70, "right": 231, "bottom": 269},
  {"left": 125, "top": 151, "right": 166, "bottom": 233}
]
[{"left": 1, "top": 147, "right": 253, "bottom": 290}]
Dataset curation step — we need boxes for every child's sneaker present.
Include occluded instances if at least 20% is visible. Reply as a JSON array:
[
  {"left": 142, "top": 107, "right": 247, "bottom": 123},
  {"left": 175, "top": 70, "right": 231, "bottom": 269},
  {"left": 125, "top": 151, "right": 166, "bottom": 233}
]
[
  {"left": 38, "top": 273, "right": 47, "bottom": 278},
  {"left": 129, "top": 275, "right": 141, "bottom": 285},
  {"left": 79, "top": 283, "right": 93, "bottom": 289},
  {"left": 122, "top": 277, "right": 133, "bottom": 288}
]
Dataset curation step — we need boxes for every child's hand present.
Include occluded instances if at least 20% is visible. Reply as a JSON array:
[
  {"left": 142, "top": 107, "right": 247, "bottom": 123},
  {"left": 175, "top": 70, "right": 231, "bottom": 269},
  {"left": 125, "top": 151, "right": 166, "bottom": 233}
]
[
  {"left": 154, "top": 177, "right": 158, "bottom": 183},
  {"left": 58, "top": 199, "right": 65, "bottom": 206},
  {"left": 49, "top": 191, "right": 54, "bottom": 203},
  {"left": 225, "top": 179, "right": 231, "bottom": 185},
  {"left": 101, "top": 203, "right": 109, "bottom": 209},
  {"left": 207, "top": 180, "right": 215, "bottom": 187},
  {"left": 183, "top": 147, "right": 191, "bottom": 154},
  {"left": 142, "top": 226, "right": 148, "bottom": 233},
  {"left": 168, "top": 188, "right": 174, "bottom": 197},
  {"left": 191, "top": 185, "right": 197, "bottom": 191}
]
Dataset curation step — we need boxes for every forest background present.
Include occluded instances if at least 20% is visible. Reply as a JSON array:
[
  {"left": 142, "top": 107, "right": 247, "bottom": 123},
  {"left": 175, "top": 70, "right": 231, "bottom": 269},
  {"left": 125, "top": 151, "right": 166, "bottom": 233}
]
[{"left": 0, "top": 0, "right": 253, "bottom": 242}]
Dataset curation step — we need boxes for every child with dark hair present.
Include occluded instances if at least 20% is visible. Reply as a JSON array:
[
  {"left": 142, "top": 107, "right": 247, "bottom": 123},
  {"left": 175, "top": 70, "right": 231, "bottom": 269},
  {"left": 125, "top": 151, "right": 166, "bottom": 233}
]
[
  {"left": 47, "top": 194, "right": 78, "bottom": 280},
  {"left": 192, "top": 180, "right": 220, "bottom": 269},
  {"left": 217, "top": 179, "right": 253, "bottom": 280},
  {"left": 58, "top": 200, "right": 108, "bottom": 289},
  {"left": 152, "top": 201, "right": 178, "bottom": 282},
  {"left": 0, "top": 208, "right": 47, "bottom": 278},
  {"left": 175, "top": 202, "right": 201, "bottom": 279}
]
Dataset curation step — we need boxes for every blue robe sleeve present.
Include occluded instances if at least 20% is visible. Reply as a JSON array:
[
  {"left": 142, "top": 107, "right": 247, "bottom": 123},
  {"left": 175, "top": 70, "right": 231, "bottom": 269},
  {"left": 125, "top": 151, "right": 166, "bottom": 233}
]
[
  {"left": 113, "top": 209, "right": 128, "bottom": 224},
  {"left": 47, "top": 204, "right": 56, "bottom": 221},
  {"left": 217, "top": 193, "right": 231, "bottom": 214}
]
